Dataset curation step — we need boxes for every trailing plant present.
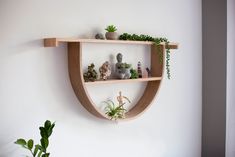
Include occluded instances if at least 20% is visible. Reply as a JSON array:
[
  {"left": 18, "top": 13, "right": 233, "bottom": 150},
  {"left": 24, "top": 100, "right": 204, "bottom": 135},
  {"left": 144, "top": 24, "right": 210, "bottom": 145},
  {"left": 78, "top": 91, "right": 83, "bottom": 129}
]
[
  {"left": 15, "top": 120, "right": 55, "bottom": 157},
  {"left": 130, "top": 68, "right": 138, "bottom": 79},
  {"left": 105, "top": 25, "right": 117, "bottom": 32},
  {"left": 103, "top": 100, "right": 126, "bottom": 120},
  {"left": 119, "top": 33, "right": 171, "bottom": 79}
]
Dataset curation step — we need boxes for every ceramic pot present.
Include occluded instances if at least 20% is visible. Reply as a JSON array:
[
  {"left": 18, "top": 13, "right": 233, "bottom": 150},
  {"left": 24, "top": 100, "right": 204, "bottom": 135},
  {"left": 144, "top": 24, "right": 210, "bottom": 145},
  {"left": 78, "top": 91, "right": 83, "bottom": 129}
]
[
  {"left": 105, "top": 32, "right": 118, "bottom": 40},
  {"left": 116, "top": 67, "right": 131, "bottom": 79}
]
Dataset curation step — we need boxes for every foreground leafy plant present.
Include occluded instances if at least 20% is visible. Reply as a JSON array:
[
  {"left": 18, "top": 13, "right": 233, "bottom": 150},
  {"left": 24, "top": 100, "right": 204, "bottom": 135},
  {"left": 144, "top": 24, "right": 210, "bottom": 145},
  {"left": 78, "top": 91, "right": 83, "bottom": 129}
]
[
  {"left": 15, "top": 120, "right": 55, "bottom": 157},
  {"left": 119, "top": 33, "right": 171, "bottom": 79},
  {"left": 104, "top": 100, "right": 126, "bottom": 120}
]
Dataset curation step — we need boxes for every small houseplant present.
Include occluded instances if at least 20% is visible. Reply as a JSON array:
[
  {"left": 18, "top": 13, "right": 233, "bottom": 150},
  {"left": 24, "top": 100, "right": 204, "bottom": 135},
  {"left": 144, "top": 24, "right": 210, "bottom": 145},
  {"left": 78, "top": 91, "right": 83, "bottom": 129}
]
[
  {"left": 103, "top": 91, "right": 131, "bottom": 120},
  {"left": 130, "top": 68, "right": 138, "bottom": 79},
  {"left": 116, "top": 63, "right": 132, "bottom": 79},
  {"left": 105, "top": 25, "right": 118, "bottom": 40},
  {"left": 15, "top": 120, "right": 55, "bottom": 157},
  {"left": 104, "top": 100, "right": 126, "bottom": 120},
  {"left": 83, "top": 63, "right": 98, "bottom": 82}
]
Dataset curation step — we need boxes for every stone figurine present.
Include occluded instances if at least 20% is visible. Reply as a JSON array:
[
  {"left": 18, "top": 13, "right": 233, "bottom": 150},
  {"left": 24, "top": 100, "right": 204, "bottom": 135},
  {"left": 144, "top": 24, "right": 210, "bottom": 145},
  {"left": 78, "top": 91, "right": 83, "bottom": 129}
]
[
  {"left": 83, "top": 63, "right": 98, "bottom": 82},
  {"left": 137, "top": 61, "right": 142, "bottom": 78},
  {"left": 95, "top": 33, "right": 105, "bottom": 39},
  {"left": 99, "top": 61, "right": 111, "bottom": 80},
  {"left": 115, "top": 53, "right": 131, "bottom": 79}
]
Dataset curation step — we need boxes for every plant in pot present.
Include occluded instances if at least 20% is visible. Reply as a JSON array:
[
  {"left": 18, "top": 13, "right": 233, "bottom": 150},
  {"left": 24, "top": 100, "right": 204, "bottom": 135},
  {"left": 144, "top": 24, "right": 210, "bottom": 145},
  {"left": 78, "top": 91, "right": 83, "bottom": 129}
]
[
  {"left": 116, "top": 62, "right": 132, "bottom": 79},
  {"left": 115, "top": 53, "right": 131, "bottom": 79},
  {"left": 105, "top": 25, "right": 118, "bottom": 40},
  {"left": 15, "top": 120, "right": 55, "bottom": 157}
]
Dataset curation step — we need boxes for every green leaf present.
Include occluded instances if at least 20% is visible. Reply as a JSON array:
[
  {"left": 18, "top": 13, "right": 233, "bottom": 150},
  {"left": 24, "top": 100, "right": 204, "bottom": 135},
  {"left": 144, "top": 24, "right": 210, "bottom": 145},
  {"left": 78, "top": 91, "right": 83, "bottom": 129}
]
[
  {"left": 40, "top": 127, "right": 48, "bottom": 138},
  {"left": 15, "top": 138, "right": 27, "bottom": 146},
  {"left": 42, "top": 153, "right": 50, "bottom": 157},
  {"left": 47, "top": 123, "right": 55, "bottom": 137},
  {"left": 37, "top": 150, "right": 43, "bottom": 157},
  {"left": 44, "top": 120, "right": 51, "bottom": 130},
  {"left": 27, "top": 139, "right": 34, "bottom": 150},
  {"left": 40, "top": 138, "right": 49, "bottom": 150},
  {"left": 33, "top": 144, "right": 40, "bottom": 156}
]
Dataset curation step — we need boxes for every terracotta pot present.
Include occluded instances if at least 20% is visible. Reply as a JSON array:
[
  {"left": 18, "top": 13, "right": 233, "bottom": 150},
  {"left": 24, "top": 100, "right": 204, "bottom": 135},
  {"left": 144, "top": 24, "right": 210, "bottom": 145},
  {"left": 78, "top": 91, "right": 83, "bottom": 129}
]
[{"left": 105, "top": 32, "right": 118, "bottom": 40}]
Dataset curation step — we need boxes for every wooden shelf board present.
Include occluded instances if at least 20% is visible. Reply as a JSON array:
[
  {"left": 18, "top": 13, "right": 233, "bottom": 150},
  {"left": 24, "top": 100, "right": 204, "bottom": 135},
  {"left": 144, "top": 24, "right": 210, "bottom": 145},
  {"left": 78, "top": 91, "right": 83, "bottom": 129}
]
[
  {"left": 84, "top": 77, "right": 162, "bottom": 85},
  {"left": 44, "top": 38, "right": 178, "bottom": 49}
]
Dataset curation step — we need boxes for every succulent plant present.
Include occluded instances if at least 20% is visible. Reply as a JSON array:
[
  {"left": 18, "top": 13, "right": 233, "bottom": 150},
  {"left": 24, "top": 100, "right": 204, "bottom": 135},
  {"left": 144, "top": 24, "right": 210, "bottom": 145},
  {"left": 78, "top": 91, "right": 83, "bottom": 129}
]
[
  {"left": 117, "top": 63, "right": 131, "bottom": 69},
  {"left": 83, "top": 63, "right": 98, "bottom": 82},
  {"left": 130, "top": 68, "right": 139, "bottom": 79},
  {"left": 105, "top": 25, "right": 117, "bottom": 32}
]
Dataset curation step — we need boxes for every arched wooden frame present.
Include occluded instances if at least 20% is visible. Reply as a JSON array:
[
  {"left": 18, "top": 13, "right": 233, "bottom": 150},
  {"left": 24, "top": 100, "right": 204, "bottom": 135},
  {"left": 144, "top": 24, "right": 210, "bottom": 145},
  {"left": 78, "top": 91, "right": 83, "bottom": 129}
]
[{"left": 44, "top": 38, "right": 178, "bottom": 121}]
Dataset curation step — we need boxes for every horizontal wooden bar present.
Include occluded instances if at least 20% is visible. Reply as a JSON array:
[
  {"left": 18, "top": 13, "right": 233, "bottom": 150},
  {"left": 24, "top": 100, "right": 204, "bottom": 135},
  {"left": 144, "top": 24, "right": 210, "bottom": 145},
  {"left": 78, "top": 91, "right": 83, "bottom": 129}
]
[{"left": 44, "top": 38, "right": 179, "bottom": 49}]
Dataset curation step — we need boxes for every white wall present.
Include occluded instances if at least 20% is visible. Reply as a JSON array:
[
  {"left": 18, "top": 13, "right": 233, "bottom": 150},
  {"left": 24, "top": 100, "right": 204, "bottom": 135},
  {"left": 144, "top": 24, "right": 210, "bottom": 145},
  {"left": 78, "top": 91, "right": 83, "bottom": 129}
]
[
  {"left": 0, "top": 0, "right": 202, "bottom": 157},
  {"left": 226, "top": 0, "right": 235, "bottom": 156}
]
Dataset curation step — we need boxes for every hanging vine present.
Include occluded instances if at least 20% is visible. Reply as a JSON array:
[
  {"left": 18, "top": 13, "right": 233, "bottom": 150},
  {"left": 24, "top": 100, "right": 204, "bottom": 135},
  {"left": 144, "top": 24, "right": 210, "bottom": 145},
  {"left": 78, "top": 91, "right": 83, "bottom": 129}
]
[{"left": 119, "top": 33, "right": 171, "bottom": 79}]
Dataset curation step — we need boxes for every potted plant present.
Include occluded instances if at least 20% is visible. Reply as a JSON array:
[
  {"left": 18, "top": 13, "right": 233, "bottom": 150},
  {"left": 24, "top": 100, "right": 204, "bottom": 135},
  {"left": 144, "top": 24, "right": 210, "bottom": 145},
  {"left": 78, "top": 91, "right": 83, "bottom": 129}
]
[
  {"left": 83, "top": 63, "right": 98, "bottom": 82},
  {"left": 105, "top": 25, "right": 118, "bottom": 40},
  {"left": 15, "top": 120, "right": 55, "bottom": 157},
  {"left": 116, "top": 62, "right": 132, "bottom": 79}
]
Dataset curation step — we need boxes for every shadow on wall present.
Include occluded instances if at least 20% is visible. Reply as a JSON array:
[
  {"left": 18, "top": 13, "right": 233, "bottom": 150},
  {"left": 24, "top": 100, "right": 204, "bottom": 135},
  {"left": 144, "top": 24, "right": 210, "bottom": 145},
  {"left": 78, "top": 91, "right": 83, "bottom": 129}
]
[{"left": 0, "top": 136, "right": 17, "bottom": 157}]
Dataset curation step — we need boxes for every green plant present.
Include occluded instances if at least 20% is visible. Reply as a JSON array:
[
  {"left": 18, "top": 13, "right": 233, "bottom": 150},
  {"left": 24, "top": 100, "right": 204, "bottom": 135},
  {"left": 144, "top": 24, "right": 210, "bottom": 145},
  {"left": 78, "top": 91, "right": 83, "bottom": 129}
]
[
  {"left": 105, "top": 25, "right": 117, "bottom": 32},
  {"left": 83, "top": 63, "right": 98, "bottom": 82},
  {"left": 103, "top": 100, "right": 126, "bottom": 120},
  {"left": 119, "top": 33, "right": 171, "bottom": 79},
  {"left": 117, "top": 63, "right": 131, "bottom": 69},
  {"left": 130, "top": 68, "right": 138, "bottom": 79},
  {"left": 15, "top": 120, "right": 55, "bottom": 157}
]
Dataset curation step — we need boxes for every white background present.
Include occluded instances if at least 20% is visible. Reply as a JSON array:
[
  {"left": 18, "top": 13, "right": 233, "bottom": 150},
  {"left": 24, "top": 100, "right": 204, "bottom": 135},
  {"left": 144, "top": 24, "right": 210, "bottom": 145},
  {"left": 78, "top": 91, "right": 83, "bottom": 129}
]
[{"left": 0, "top": 0, "right": 202, "bottom": 157}]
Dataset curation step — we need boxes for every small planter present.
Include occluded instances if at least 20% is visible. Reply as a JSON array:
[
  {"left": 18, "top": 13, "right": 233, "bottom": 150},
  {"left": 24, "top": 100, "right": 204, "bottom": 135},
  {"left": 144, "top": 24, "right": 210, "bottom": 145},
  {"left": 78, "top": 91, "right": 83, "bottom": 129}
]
[
  {"left": 105, "top": 32, "right": 118, "bottom": 40},
  {"left": 116, "top": 67, "right": 131, "bottom": 79}
]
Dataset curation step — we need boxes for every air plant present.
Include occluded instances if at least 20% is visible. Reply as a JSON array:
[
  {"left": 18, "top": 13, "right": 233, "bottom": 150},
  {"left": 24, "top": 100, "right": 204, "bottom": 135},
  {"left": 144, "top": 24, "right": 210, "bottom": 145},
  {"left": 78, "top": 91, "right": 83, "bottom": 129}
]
[{"left": 103, "top": 100, "right": 126, "bottom": 120}]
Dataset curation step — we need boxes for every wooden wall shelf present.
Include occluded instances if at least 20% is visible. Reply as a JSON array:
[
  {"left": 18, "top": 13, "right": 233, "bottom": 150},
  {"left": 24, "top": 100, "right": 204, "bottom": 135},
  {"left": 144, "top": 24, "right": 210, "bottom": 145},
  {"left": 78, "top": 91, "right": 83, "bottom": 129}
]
[
  {"left": 84, "top": 77, "right": 162, "bottom": 85},
  {"left": 43, "top": 37, "right": 178, "bottom": 121}
]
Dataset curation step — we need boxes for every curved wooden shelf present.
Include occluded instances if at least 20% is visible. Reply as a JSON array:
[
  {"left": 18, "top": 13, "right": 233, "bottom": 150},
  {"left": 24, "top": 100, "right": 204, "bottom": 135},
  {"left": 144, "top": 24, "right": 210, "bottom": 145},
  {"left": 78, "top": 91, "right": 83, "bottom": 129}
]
[
  {"left": 44, "top": 38, "right": 178, "bottom": 121},
  {"left": 84, "top": 77, "right": 162, "bottom": 85}
]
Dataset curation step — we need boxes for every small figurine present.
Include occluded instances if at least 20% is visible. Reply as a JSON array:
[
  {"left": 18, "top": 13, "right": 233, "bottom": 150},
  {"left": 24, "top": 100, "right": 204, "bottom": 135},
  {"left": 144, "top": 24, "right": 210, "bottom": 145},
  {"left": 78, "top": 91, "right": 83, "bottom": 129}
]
[
  {"left": 117, "top": 91, "right": 131, "bottom": 106},
  {"left": 142, "top": 69, "right": 148, "bottom": 78},
  {"left": 83, "top": 63, "right": 98, "bottom": 82},
  {"left": 104, "top": 91, "right": 130, "bottom": 120},
  {"left": 137, "top": 61, "right": 142, "bottom": 78},
  {"left": 115, "top": 53, "right": 131, "bottom": 79},
  {"left": 95, "top": 33, "right": 105, "bottom": 39},
  {"left": 146, "top": 67, "right": 151, "bottom": 77},
  {"left": 99, "top": 61, "right": 111, "bottom": 80}
]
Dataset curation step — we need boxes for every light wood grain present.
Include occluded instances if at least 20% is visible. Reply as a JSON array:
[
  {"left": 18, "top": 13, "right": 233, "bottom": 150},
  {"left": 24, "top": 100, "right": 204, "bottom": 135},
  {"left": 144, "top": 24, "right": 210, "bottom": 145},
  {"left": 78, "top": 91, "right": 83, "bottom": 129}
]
[
  {"left": 44, "top": 37, "right": 178, "bottom": 121},
  {"left": 68, "top": 42, "right": 107, "bottom": 119},
  {"left": 84, "top": 77, "right": 162, "bottom": 85},
  {"left": 44, "top": 38, "right": 179, "bottom": 49},
  {"left": 125, "top": 44, "right": 165, "bottom": 119}
]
